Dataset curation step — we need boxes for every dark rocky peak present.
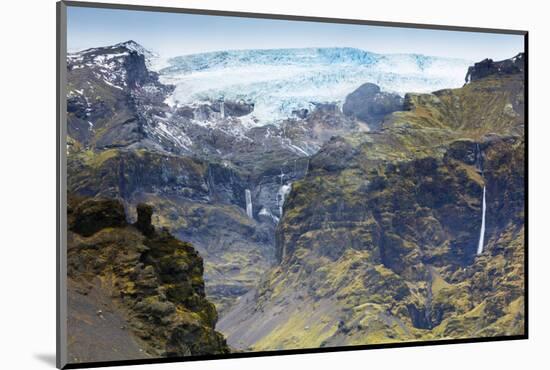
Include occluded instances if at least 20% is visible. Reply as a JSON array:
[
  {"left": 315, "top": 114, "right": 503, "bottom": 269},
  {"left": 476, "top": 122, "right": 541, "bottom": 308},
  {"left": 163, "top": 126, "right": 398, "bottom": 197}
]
[
  {"left": 113, "top": 40, "right": 156, "bottom": 58},
  {"left": 465, "top": 53, "right": 525, "bottom": 83},
  {"left": 67, "top": 40, "right": 159, "bottom": 89},
  {"left": 135, "top": 203, "right": 155, "bottom": 236},
  {"left": 342, "top": 82, "right": 404, "bottom": 130},
  {"left": 69, "top": 40, "right": 153, "bottom": 61}
]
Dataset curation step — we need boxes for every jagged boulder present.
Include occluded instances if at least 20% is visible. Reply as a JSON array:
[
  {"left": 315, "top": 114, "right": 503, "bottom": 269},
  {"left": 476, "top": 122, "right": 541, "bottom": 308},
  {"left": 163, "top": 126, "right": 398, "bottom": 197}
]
[{"left": 223, "top": 100, "right": 254, "bottom": 117}]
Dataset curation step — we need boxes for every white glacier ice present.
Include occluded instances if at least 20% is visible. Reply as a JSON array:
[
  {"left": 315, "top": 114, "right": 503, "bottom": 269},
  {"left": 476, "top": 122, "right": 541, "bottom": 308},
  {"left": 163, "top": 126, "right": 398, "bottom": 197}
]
[{"left": 158, "top": 47, "right": 472, "bottom": 125}]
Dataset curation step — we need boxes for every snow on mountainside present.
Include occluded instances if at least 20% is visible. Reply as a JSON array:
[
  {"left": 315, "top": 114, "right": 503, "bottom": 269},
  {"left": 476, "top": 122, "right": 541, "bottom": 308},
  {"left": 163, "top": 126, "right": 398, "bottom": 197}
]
[
  {"left": 159, "top": 48, "right": 473, "bottom": 124},
  {"left": 67, "top": 40, "right": 158, "bottom": 90},
  {"left": 66, "top": 41, "right": 474, "bottom": 161}
]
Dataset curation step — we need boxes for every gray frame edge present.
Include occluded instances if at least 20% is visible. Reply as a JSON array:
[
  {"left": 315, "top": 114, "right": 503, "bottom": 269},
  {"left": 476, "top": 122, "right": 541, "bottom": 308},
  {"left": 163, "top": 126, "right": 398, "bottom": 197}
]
[
  {"left": 57, "top": 1, "right": 68, "bottom": 369},
  {"left": 60, "top": 0, "right": 527, "bottom": 35}
]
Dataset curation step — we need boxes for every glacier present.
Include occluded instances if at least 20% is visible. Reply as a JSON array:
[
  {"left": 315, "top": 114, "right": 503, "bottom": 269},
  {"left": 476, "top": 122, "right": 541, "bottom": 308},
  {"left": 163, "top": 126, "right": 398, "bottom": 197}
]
[{"left": 157, "top": 47, "right": 472, "bottom": 125}]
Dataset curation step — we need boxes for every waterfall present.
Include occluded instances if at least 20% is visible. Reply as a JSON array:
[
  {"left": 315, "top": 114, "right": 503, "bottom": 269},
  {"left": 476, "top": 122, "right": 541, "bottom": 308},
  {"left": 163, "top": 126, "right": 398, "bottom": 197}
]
[
  {"left": 245, "top": 189, "right": 253, "bottom": 219},
  {"left": 475, "top": 143, "right": 487, "bottom": 255},
  {"left": 220, "top": 99, "right": 225, "bottom": 118},
  {"left": 277, "top": 183, "right": 292, "bottom": 217},
  {"left": 278, "top": 168, "right": 285, "bottom": 185},
  {"left": 477, "top": 186, "right": 487, "bottom": 255}
]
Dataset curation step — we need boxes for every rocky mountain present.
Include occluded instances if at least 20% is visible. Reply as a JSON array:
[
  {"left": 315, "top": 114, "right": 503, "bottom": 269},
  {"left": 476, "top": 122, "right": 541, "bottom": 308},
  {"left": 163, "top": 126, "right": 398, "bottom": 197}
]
[
  {"left": 218, "top": 53, "right": 525, "bottom": 350},
  {"left": 66, "top": 40, "right": 524, "bottom": 354},
  {"left": 66, "top": 41, "right": 400, "bottom": 314},
  {"left": 67, "top": 196, "right": 229, "bottom": 363},
  {"left": 67, "top": 40, "right": 173, "bottom": 149}
]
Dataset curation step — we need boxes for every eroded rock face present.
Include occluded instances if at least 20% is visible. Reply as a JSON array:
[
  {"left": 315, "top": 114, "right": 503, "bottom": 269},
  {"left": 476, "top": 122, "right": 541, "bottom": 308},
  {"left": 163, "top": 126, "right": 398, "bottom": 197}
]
[
  {"left": 67, "top": 197, "right": 229, "bottom": 363},
  {"left": 342, "top": 83, "right": 404, "bottom": 129},
  {"left": 66, "top": 148, "right": 278, "bottom": 313}
]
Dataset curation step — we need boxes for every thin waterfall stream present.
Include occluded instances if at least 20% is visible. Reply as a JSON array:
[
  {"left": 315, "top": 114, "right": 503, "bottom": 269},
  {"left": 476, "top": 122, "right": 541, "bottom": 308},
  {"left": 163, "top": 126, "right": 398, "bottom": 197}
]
[
  {"left": 245, "top": 189, "right": 253, "bottom": 219},
  {"left": 477, "top": 185, "right": 487, "bottom": 254},
  {"left": 476, "top": 143, "right": 487, "bottom": 255}
]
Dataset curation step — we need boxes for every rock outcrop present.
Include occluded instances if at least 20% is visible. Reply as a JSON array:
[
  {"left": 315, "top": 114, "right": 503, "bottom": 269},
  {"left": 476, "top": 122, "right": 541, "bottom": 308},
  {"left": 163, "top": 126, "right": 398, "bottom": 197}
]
[
  {"left": 67, "top": 196, "right": 229, "bottom": 363},
  {"left": 342, "top": 83, "right": 404, "bottom": 129},
  {"left": 465, "top": 53, "right": 524, "bottom": 83}
]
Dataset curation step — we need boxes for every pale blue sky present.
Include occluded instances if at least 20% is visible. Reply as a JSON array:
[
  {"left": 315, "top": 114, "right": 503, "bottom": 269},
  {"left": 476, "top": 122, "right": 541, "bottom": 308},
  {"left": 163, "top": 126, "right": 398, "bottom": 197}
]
[{"left": 67, "top": 6, "right": 524, "bottom": 61}]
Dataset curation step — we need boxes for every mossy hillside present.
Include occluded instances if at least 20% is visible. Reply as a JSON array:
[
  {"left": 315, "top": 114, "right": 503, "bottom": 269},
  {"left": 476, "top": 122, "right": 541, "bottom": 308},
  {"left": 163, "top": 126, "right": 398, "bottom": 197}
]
[
  {"left": 218, "top": 248, "right": 428, "bottom": 349},
  {"left": 222, "top": 137, "right": 524, "bottom": 349},
  {"left": 220, "top": 68, "right": 525, "bottom": 350},
  {"left": 278, "top": 145, "right": 495, "bottom": 271},
  {"left": 390, "top": 74, "right": 524, "bottom": 135},
  {"left": 67, "top": 197, "right": 229, "bottom": 361}
]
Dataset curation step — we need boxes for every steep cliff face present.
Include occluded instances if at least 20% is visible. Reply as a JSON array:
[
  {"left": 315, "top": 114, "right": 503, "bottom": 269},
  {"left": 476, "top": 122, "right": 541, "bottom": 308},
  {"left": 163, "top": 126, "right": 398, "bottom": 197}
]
[
  {"left": 218, "top": 55, "right": 525, "bottom": 350},
  {"left": 67, "top": 197, "right": 229, "bottom": 363}
]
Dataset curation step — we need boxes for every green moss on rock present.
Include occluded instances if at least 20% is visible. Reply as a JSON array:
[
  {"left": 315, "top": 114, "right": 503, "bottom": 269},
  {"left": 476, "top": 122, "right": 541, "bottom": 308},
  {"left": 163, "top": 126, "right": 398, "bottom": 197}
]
[{"left": 67, "top": 196, "right": 229, "bottom": 361}]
